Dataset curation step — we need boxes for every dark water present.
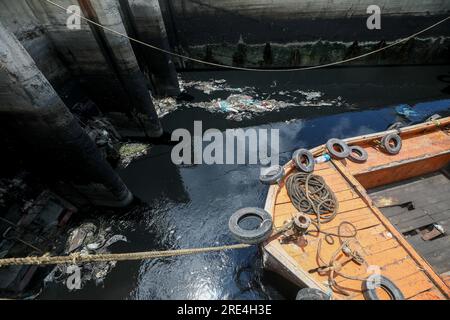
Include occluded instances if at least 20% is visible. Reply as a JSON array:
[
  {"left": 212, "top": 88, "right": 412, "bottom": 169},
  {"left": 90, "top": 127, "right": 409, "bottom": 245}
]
[{"left": 38, "top": 65, "right": 450, "bottom": 299}]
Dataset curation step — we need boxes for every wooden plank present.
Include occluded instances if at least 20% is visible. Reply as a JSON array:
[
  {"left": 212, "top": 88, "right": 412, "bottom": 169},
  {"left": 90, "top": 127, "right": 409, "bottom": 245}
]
[
  {"left": 426, "top": 200, "right": 450, "bottom": 216},
  {"left": 363, "top": 238, "right": 399, "bottom": 255},
  {"left": 344, "top": 129, "right": 450, "bottom": 177},
  {"left": 273, "top": 198, "right": 368, "bottom": 220},
  {"left": 409, "top": 289, "right": 446, "bottom": 300},
  {"left": 263, "top": 119, "right": 450, "bottom": 300},
  {"left": 276, "top": 188, "right": 358, "bottom": 204},
  {"left": 395, "top": 272, "right": 435, "bottom": 299},
  {"left": 430, "top": 209, "right": 450, "bottom": 222},
  {"left": 377, "top": 198, "right": 450, "bottom": 219},
  {"left": 332, "top": 160, "right": 450, "bottom": 298},
  {"left": 354, "top": 152, "right": 450, "bottom": 189},
  {"left": 390, "top": 209, "right": 431, "bottom": 226},
  {"left": 264, "top": 241, "right": 329, "bottom": 292},
  {"left": 407, "top": 234, "right": 450, "bottom": 255},
  {"left": 371, "top": 184, "right": 450, "bottom": 212},
  {"left": 337, "top": 257, "right": 420, "bottom": 291},
  {"left": 424, "top": 246, "right": 450, "bottom": 275},
  {"left": 370, "top": 173, "right": 449, "bottom": 201},
  {"left": 396, "top": 215, "right": 434, "bottom": 234},
  {"left": 348, "top": 270, "right": 435, "bottom": 300}
]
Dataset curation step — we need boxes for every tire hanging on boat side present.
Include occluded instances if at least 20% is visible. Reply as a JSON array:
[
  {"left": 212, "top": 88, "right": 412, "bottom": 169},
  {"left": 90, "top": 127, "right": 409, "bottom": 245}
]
[{"left": 228, "top": 207, "right": 273, "bottom": 244}]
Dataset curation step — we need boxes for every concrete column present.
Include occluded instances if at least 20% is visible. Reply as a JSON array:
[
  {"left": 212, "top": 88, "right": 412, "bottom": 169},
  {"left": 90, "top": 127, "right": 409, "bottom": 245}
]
[
  {"left": 28, "top": 0, "right": 163, "bottom": 138},
  {"left": 81, "top": 0, "right": 163, "bottom": 137},
  {"left": 0, "top": 21, "right": 133, "bottom": 208},
  {"left": 0, "top": 0, "right": 70, "bottom": 87},
  {"left": 28, "top": 0, "right": 129, "bottom": 109},
  {"left": 126, "top": 0, "right": 180, "bottom": 97}
]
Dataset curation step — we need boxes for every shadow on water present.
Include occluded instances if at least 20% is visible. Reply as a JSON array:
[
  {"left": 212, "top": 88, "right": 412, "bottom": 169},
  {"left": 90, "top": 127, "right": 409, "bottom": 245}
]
[{"left": 37, "top": 65, "right": 450, "bottom": 300}]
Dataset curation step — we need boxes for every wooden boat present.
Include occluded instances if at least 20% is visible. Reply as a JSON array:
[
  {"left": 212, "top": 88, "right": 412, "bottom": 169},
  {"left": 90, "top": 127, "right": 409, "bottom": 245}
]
[{"left": 262, "top": 116, "right": 450, "bottom": 300}]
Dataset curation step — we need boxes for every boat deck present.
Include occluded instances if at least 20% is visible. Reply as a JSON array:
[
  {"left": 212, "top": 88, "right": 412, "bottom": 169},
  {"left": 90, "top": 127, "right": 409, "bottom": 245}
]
[
  {"left": 369, "top": 171, "right": 450, "bottom": 276},
  {"left": 264, "top": 118, "right": 450, "bottom": 299},
  {"left": 270, "top": 161, "right": 449, "bottom": 299}
]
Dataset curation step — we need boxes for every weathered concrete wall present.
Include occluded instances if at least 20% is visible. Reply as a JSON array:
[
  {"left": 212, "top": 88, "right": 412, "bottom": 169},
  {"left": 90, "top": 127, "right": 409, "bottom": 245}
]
[
  {"left": 0, "top": 0, "right": 70, "bottom": 86},
  {"left": 5, "top": 0, "right": 164, "bottom": 137},
  {"left": 166, "top": 0, "right": 449, "bottom": 20},
  {"left": 27, "top": 0, "right": 135, "bottom": 109},
  {"left": 161, "top": 0, "right": 450, "bottom": 44},
  {"left": 85, "top": 0, "right": 163, "bottom": 137},
  {"left": 0, "top": 20, "right": 133, "bottom": 207},
  {"left": 127, "top": 0, "right": 180, "bottom": 96},
  {"left": 159, "top": 0, "right": 450, "bottom": 68}
]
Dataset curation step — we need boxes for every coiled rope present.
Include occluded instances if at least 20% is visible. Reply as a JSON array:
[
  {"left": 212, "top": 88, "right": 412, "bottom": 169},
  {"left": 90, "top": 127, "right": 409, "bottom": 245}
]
[
  {"left": 285, "top": 172, "right": 367, "bottom": 295},
  {"left": 0, "top": 243, "right": 251, "bottom": 267},
  {"left": 286, "top": 172, "right": 338, "bottom": 225},
  {"left": 285, "top": 172, "right": 359, "bottom": 242},
  {"left": 43, "top": 0, "right": 449, "bottom": 72}
]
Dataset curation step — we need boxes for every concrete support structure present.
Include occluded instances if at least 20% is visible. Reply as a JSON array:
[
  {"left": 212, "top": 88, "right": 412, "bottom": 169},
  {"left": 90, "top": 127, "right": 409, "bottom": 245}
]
[
  {"left": 0, "top": 21, "right": 133, "bottom": 207},
  {"left": 0, "top": 0, "right": 70, "bottom": 87},
  {"left": 26, "top": 0, "right": 163, "bottom": 137},
  {"left": 126, "top": 0, "right": 180, "bottom": 97},
  {"left": 159, "top": 0, "right": 450, "bottom": 69},
  {"left": 81, "top": 0, "right": 163, "bottom": 137}
]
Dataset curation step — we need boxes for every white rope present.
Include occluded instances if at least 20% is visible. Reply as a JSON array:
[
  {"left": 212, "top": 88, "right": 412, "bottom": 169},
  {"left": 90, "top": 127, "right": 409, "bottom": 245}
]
[{"left": 44, "top": 0, "right": 449, "bottom": 72}]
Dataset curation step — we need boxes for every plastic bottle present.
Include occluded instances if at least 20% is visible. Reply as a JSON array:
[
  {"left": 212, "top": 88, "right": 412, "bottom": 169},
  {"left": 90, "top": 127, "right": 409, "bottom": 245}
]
[{"left": 314, "top": 154, "right": 331, "bottom": 164}]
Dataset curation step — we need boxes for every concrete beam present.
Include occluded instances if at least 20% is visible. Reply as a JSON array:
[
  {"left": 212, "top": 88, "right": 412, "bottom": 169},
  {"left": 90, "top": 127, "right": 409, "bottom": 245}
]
[
  {"left": 0, "top": 0, "right": 70, "bottom": 86},
  {"left": 0, "top": 21, "right": 133, "bottom": 208},
  {"left": 168, "top": 0, "right": 450, "bottom": 20},
  {"left": 82, "top": 0, "right": 163, "bottom": 137},
  {"left": 28, "top": 0, "right": 163, "bottom": 137},
  {"left": 28, "top": 0, "right": 129, "bottom": 107},
  {"left": 126, "top": 0, "right": 180, "bottom": 97}
]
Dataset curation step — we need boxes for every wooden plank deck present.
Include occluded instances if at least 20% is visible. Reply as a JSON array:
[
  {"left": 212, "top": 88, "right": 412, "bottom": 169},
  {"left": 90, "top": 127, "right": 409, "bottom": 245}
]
[
  {"left": 368, "top": 172, "right": 450, "bottom": 275},
  {"left": 269, "top": 161, "right": 448, "bottom": 300}
]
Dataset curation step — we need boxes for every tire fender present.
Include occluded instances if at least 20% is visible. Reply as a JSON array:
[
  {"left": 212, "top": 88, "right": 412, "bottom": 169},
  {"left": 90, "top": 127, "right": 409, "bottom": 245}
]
[
  {"left": 326, "top": 138, "right": 350, "bottom": 159},
  {"left": 228, "top": 207, "right": 273, "bottom": 244},
  {"left": 381, "top": 133, "right": 402, "bottom": 155},
  {"left": 259, "top": 165, "right": 284, "bottom": 185},
  {"left": 292, "top": 149, "right": 315, "bottom": 173},
  {"left": 348, "top": 145, "right": 368, "bottom": 163}
]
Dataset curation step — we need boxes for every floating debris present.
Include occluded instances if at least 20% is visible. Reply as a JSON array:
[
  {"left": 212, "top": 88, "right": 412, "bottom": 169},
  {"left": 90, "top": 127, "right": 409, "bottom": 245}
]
[
  {"left": 118, "top": 143, "right": 151, "bottom": 168},
  {"left": 155, "top": 77, "right": 348, "bottom": 120},
  {"left": 84, "top": 117, "right": 121, "bottom": 163},
  {"left": 179, "top": 78, "right": 256, "bottom": 95},
  {"left": 154, "top": 97, "right": 178, "bottom": 118},
  {"left": 44, "top": 222, "right": 127, "bottom": 289}
]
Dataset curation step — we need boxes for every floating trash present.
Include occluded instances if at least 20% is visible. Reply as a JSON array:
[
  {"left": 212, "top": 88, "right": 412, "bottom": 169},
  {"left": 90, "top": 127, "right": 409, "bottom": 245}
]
[
  {"left": 179, "top": 78, "right": 254, "bottom": 95},
  {"left": 118, "top": 143, "right": 151, "bottom": 168},
  {"left": 44, "top": 222, "right": 128, "bottom": 290},
  {"left": 154, "top": 77, "right": 348, "bottom": 120}
]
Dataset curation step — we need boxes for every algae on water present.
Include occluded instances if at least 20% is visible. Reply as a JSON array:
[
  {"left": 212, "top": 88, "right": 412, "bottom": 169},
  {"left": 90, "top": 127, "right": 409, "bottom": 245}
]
[{"left": 118, "top": 143, "right": 151, "bottom": 168}]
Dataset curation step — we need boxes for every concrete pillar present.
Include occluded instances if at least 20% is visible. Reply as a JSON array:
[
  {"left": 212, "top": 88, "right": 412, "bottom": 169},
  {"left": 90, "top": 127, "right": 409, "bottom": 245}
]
[
  {"left": 126, "top": 0, "right": 180, "bottom": 97},
  {"left": 28, "top": 0, "right": 163, "bottom": 138},
  {"left": 81, "top": 0, "right": 163, "bottom": 137},
  {"left": 0, "top": 0, "right": 70, "bottom": 87},
  {"left": 0, "top": 21, "right": 133, "bottom": 208},
  {"left": 28, "top": 0, "right": 129, "bottom": 109}
]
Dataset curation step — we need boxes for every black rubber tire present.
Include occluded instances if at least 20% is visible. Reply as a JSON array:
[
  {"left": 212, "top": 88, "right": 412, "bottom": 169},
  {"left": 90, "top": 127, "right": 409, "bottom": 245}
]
[
  {"left": 296, "top": 288, "right": 331, "bottom": 300},
  {"left": 386, "top": 122, "right": 405, "bottom": 131},
  {"left": 326, "top": 138, "right": 350, "bottom": 159},
  {"left": 426, "top": 113, "right": 442, "bottom": 122},
  {"left": 363, "top": 275, "right": 404, "bottom": 300},
  {"left": 228, "top": 207, "right": 273, "bottom": 244},
  {"left": 292, "top": 149, "right": 315, "bottom": 173},
  {"left": 381, "top": 133, "right": 402, "bottom": 155},
  {"left": 259, "top": 165, "right": 284, "bottom": 185},
  {"left": 348, "top": 145, "right": 368, "bottom": 163}
]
